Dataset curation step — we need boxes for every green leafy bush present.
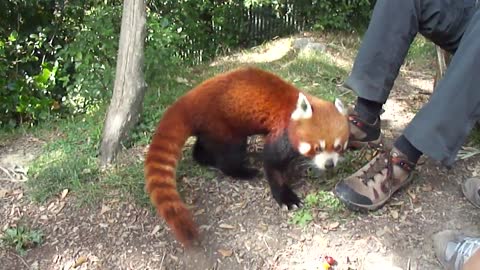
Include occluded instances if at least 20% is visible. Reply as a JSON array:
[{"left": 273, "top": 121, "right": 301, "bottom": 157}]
[
  {"left": 0, "top": 0, "right": 374, "bottom": 127},
  {"left": 306, "top": 0, "right": 373, "bottom": 31},
  {"left": 0, "top": 28, "right": 63, "bottom": 126},
  {"left": 144, "top": 12, "right": 184, "bottom": 83},
  {"left": 58, "top": 4, "right": 122, "bottom": 114}
]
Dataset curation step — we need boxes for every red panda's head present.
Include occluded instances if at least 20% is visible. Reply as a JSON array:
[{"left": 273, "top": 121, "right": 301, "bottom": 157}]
[{"left": 289, "top": 92, "right": 350, "bottom": 170}]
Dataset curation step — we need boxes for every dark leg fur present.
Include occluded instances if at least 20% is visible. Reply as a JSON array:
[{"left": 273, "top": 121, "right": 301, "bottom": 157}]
[
  {"left": 192, "top": 137, "right": 216, "bottom": 167},
  {"left": 264, "top": 165, "right": 302, "bottom": 209},
  {"left": 193, "top": 136, "right": 259, "bottom": 179},
  {"left": 216, "top": 139, "right": 260, "bottom": 179},
  {"left": 263, "top": 132, "right": 302, "bottom": 209}
]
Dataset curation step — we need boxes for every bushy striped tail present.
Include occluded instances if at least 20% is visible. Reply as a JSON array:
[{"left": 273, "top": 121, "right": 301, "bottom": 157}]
[{"left": 144, "top": 117, "right": 198, "bottom": 247}]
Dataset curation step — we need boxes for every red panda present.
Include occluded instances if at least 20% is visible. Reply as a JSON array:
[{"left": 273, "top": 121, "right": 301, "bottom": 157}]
[{"left": 144, "top": 67, "right": 349, "bottom": 247}]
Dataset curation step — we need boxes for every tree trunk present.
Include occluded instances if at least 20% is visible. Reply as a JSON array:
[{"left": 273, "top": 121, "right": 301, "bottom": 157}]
[{"left": 99, "top": 0, "right": 147, "bottom": 166}]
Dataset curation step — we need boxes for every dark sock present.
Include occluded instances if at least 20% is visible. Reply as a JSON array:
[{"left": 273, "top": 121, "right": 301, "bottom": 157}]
[
  {"left": 355, "top": 97, "right": 383, "bottom": 124},
  {"left": 394, "top": 135, "right": 422, "bottom": 164}
]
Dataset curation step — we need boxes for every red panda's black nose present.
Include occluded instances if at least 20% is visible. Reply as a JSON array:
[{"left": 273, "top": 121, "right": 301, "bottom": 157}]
[{"left": 325, "top": 159, "right": 334, "bottom": 169}]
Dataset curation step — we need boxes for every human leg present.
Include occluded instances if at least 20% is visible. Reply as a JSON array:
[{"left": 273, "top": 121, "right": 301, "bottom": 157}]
[
  {"left": 346, "top": 0, "right": 475, "bottom": 148},
  {"left": 336, "top": 1, "right": 480, "bottom": 211},
  {"left": 402, "top": 7, "right": 480, "bottom": 167}
]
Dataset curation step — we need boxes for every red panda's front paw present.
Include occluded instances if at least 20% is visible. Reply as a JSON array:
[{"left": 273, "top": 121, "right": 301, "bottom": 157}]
[{"left": 272, "top": 187, "right": 303, "bottom": 210}]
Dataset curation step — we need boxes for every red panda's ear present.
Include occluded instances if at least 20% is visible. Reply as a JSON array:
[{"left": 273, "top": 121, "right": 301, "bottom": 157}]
[
  {"left": 334, "top": 98, "right": 347, "bottom": 116},
  {"left": 291, "top": 93, "right": 313, "bottom": 120}
]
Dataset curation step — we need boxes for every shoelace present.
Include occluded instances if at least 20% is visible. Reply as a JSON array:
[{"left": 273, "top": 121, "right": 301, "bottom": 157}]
[
  {"left": 360, "top": 152, "right": 413, "bottom": 186},
  {"left": 446, "top": 237, "right": 480, "bottom": 270},
  {"left": 360, "top": 154, "right": 388, "bottom": 185}
]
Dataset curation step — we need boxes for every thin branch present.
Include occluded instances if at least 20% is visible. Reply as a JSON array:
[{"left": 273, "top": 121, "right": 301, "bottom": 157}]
[
  {"left": 0, "top": 166, "right": 28, "bottom": 182},
  {"left": 9, "top": 251, "right": 30, "bottom": 269},
  {"left": 159, "top": 251, "right": 166, "bottom": 270}
]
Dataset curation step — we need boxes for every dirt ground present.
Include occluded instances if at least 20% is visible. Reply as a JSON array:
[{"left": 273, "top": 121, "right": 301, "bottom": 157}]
[{"left": 1, "top": 36, "right": 480, "bottom": 270}]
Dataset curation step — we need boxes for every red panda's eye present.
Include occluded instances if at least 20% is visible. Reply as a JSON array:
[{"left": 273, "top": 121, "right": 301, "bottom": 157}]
[
  {"left": 314, "top": 145, "right": 321, "bottom": 152},
  {"left": 334, "top": 145, "right": 342, "bottom": 152}
]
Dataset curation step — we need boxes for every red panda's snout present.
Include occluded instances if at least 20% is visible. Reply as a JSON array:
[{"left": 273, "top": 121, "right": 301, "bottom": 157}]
[
  {"left": 312, "top": 150, "right": 340, "bottom": 170},
  {"left": 314, "top": 138, "right": 348, "bottom": 170},
  {"left": 297, "top": 138, "right": 348, "bottom": 170}
]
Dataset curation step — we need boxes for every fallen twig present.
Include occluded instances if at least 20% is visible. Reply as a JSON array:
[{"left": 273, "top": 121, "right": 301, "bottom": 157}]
[
  {"left": 9, "top": 251, "right": 30, "bottom": 269},
  {"left": 0, "top": 165, "right": 28, "bottom": 182},
  {"left": 456, "top": 146, "right": 480, "bottom": 160},
  {"left": 0, "top": 165, "right": 14, "bottom": 179},
  {"left": 159, "top": 251, "right": 166, "bottom": 270}
]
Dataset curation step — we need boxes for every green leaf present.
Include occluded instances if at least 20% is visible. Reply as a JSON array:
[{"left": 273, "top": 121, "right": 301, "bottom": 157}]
[{"left": 8, "top": 31, "right": 18, "bottom": 42}]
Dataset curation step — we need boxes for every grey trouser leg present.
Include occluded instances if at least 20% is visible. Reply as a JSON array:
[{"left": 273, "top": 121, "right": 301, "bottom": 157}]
[
  {"left": 344, "top": 0, "right": 476, "bottom": 103},
  {"left": 404, "top": 9, "right": 480, "bottom": 166}
]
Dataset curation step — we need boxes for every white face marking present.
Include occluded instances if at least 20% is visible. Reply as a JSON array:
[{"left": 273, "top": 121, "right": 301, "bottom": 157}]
[
  {"left": 298, "top": 142, "right": 311, "bottom": 155},
  {"left": 291, "top": 93, "right": 313, "bottom": 120},
  {"left": 334, "top": 138, "right": 341, "bottom": 149},
  {"left": 313, "top": 152, "right": 340, "bottom": 170},
  {"left": 319, "top": 140, "right": 326, "bottom": 150},
  {"left": 343, "top": 140, "right": 349, "bottom": 150}
]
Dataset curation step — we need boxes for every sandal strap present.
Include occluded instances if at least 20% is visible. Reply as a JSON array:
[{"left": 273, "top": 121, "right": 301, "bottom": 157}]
[
  {"left": 360, "top": 150, "right": 415, "bottom": 187},
  {"left": 386, "top": 150, "right": 415, "bottom": 187},
  {"left": 348, "top": 114, "right": 381, "bottom": 142},
  {"left": 390, "top": 154, "right": 415, "bottom": 172}
]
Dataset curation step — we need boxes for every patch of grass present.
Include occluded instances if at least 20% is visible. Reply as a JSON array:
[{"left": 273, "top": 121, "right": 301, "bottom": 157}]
[
  {"left": 405, "top": 35, "right": 436, "bottom": 70},
  {"left": 1, "top": 225, "right": 43, "bottom": 255},
  {"left": 467, "top": 125, "right": 480, "bottom": 148},
  {"left": 290, "top": 191, "right": 344, "bottom": 226},
  {"left": 26, "top": 111, "right": 104, "bottom": 204},
  {"left": 291, "top": 208, "right": 314, "bottom": 226},
  {"left": 102, "top": 161, "right": 149, "bottom": 207},
  {"left": 29, "top": 155, "right": 100, "bottom": 203},
  {"left": 262, "top": 50, "right": 350, "bottom": 100},
  {"left": 290, "top": 147, "right": 377, "bottom": 226}
]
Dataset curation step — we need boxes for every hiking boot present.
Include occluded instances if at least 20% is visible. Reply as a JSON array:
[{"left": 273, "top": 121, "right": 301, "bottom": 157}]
[
  {"left": 462, "top": 178, "right": 480, "bottom": 209},
  {"left": 348, "top": 112, "right": 382, "bottom": 149},
  {"left": 433, "top": 230, "right": 480, "bottom": 270},
  {"left": 334, "top": 147, "right": 415, "bottom": 211}
]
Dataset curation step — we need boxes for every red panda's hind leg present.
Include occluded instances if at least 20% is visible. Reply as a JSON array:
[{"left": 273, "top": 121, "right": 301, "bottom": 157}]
[
  {"left": 192, "top": 136, "right": 216, "bottom": 167},
  {"left": 193, "top": 135, "right": 259, "bottom": 180}
]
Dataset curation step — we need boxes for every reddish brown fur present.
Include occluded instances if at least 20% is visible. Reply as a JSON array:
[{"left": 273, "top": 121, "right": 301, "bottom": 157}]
[
  {"left": 144, "top": 67, "right": 349, "bottom": 247},
  {"left": 287, "top": 99, "right": 350, "bottom": 157}
]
